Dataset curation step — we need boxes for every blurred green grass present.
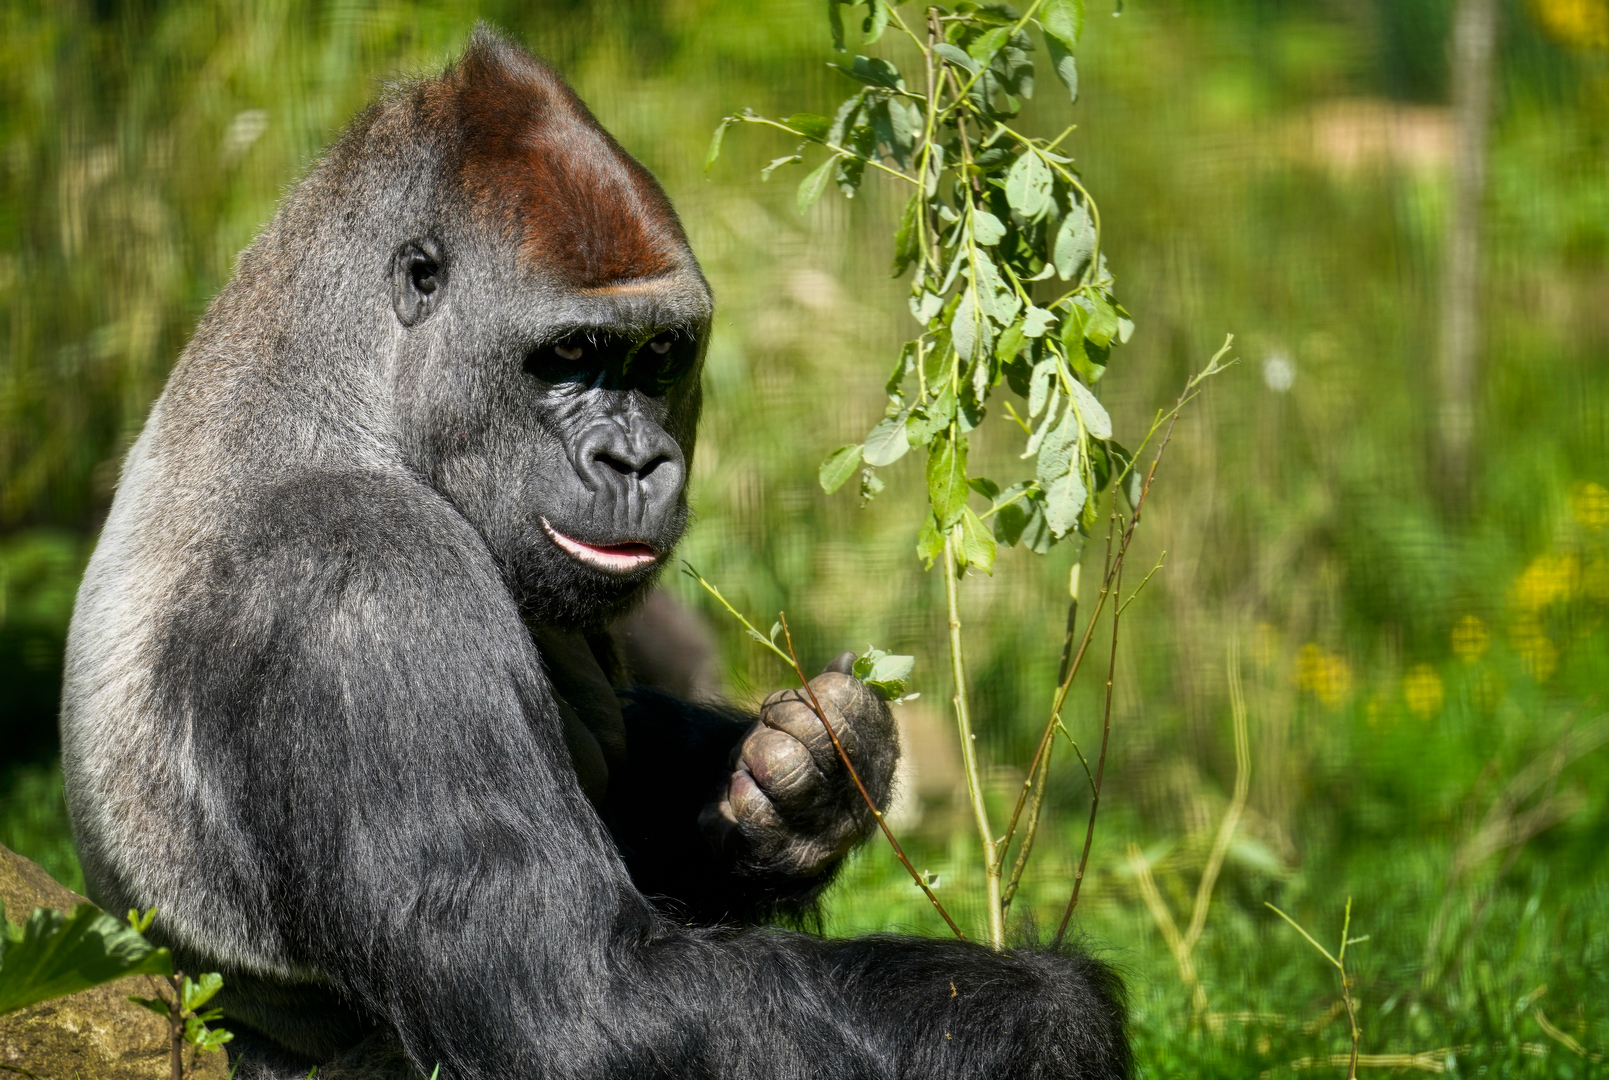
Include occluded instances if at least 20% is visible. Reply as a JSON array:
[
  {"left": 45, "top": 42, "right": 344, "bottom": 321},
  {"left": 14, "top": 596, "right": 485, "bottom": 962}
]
[{"left": 4, "top": 0, "right": 1609, "bottom": 1074}]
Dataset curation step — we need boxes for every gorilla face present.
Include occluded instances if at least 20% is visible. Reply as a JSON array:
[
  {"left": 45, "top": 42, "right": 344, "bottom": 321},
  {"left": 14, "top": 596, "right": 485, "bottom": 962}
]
[
  {"left": 370, "top": 35, "right": 714, "bottom": 629},
  {"left": 390, "top": 231, "right": 710, "bottom": 629}
]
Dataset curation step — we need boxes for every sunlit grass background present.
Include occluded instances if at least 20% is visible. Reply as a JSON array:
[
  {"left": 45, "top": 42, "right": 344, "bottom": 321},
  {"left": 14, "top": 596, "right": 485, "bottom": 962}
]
[{"left": 4, "top": 0, "right": 1609, "bottom": 1074}]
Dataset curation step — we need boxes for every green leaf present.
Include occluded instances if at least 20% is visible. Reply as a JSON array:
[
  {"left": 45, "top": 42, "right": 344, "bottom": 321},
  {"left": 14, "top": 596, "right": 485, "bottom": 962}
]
[
  {"left": 827, "top": 92, "right": 867, "bottom": 147},
  {"left": 906, "top": 387, "right": 956, "bottom": 447},
  {"left": 952, "top": 289, "right": 980, "bottom": 362},
  {"left": 1040, "top": 0, "right": 1086, "bottom": 50},
  {"left": 967, "top": 25, "right": 1013, "bottom": 66},
  {"left": 819, "top": 444, "right": 864, "bottom": 494},
  {"left": 1054, "top": 202, "right": 1095, "bottom": 281},
  {"left": 1035, "top": 405, "right": 1082, "bottom": 490},
  {"left": 908, "top": 289, "right": 944, "bottom": 325},
  {"left": 892, "top": 196, "right": 922, "bottom": 278},
  {"left": 971, "top": 210, "right": 1006, "bottom": 247},
  {"left": 1028, "top": 357, "right": 1057, "bottom": 418},
  {"left": 196, "top": 1027, "right": 234, "bottom": 1051},
  {"left": 916, "top": 514, "right": 945, "bottom": 569},
  {"left": 128, "top": 995, "right": 172, "bottom": 1019},
  {"left": 796, "top": 158, "right": 835, "bottom": 214},
  {"left": 927, "top": 435, "right": 969, "bottom": 528},
  {"left": 1044, "top": 31, "right": 1079, "bottom": 102},
  {"left": 862, "top": 416, "right": 911, "bottom": 466},
  {"left": 1067, "top": 379, "right": 1112, "bottom": 440},
  {"left": 760, "top": 154, "right": 803, "bottom": 180},
  {"left": 705, "top": 116, "right": 735, "bottom": 172},
  {"left": 182, "top": 971, "right": 223, "bottom": 1013},
  {"left": 0, "top": 903, "right": 172, "bottom": 1016},
  {"left": 1005, "top": 151, "right": 1053, "bottom": 220},
  {"left": 995, "top": 320, "right": 1027, "bottom": 367},
  {"left": 1081, "top": 292, "right": 1120, "bottom": 347},
  {"left": 786, "top": 113, "right": 833, "bottom": 141},
  {"left": 1044, "top": 467, "right": 1088, "bottom": 538},
  {"left": 862, "top": 0, "right": 891, "bottom": 44},
  {"left": 859, "top": 466, "right": 886, "bottom": 503},
  {"left": 1108, "top": 440, "right": 1143, "bottom": 510},
  {"left": 832, "top": 56, "right": 904, "bottom": 91},
  {"left": 827, "top": 0, "right": 847, "bottom": 50},
  {"left": 958, "top": 506, "right": 997, "bottom": 573},
  {"left": 864, "top": 652, "right": 915, "bottom": 699},
  {"left": 1022, "top": 306, "right": 1056, "bottom": 338},
  {"left": 933, "top": 43, "right": 979, "bottom": 75}
]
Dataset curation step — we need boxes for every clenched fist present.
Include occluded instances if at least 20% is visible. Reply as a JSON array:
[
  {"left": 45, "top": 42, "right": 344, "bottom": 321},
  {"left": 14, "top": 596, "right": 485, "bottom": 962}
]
[{"left": 700, "top": 652, "right": 899, "bottom": 880}]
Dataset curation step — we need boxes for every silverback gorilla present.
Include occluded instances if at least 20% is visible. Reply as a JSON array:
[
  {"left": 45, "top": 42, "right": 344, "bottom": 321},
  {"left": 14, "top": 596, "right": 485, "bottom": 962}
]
[{"left": 60, "top": 27, "right": 1128, "bottom": 1080}]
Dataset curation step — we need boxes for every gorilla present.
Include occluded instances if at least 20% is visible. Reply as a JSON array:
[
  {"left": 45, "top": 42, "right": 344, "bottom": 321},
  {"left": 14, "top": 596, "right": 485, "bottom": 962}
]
[{"left": 60, "top": 27, "right": 1128, "bottom": 1080}]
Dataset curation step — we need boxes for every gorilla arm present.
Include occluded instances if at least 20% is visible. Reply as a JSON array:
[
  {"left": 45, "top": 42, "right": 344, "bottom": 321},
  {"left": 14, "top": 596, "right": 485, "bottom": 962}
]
[
  {"left": 534, "top": 598, "right": 899, "bottom": 926},
  {"left": 180, "top": 478, "right": 1127, "bottom": 1079}
]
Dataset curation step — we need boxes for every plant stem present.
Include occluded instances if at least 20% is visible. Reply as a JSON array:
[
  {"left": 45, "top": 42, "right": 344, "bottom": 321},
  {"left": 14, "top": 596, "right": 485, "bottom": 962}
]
[
  {"left": 943, "top": 527, "right": 1002, "bottom": 948},
  {"left": 167, "top": 973, "right": 184, "bottom": 1080},
  {"left": 776, "top": 615, "right": 966, "bottom": 940},
  {"left": 1054, "top": 512, "right": 1125, "bottom": 946}
]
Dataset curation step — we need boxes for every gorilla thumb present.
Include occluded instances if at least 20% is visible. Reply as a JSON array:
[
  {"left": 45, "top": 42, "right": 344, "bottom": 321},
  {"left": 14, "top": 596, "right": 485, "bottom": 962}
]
[{"left": 823, "top": 651, "right": 856, "bottom": 677}]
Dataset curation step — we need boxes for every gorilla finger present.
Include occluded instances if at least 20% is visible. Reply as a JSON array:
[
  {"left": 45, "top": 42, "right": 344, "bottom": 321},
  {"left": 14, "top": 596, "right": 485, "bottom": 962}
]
[
  {"left": 728, "top": 769, "right": 786, "bottom": 830},
  {"left": 760, "top": 699, "right": 856, "bottom": 765},
  {"left": 742, "top": 729, "right": 829, "bottom": 809},
  {"left": 822, "top": 651, "right": 856, "bottom": 676},
  {"left": 804, "top": 671, "right": 875, "bottom": 714}
]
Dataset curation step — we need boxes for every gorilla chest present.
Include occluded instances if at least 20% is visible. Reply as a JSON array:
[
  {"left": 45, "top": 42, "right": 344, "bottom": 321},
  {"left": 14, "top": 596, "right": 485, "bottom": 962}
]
[{"left": 528, "top": 627, "right": 627, "bottom": 807}]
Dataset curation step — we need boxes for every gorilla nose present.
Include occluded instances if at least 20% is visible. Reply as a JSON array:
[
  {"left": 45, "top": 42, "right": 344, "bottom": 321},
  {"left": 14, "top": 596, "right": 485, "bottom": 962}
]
[{"left": 573, "top": 421, "right": 684, "bottom": 493}]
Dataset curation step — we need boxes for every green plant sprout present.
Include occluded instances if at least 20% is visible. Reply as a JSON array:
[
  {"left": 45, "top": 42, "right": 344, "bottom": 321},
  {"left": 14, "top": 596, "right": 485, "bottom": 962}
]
[
  {"left": 709, "top": 0, "right": 1232, "bottom": 948},
  {"left": 125, "top": 908, "right": 233, "bottom": 1080},
  {"left": 1266, "top": 898, "right": 1368, "bottom": 1080}
]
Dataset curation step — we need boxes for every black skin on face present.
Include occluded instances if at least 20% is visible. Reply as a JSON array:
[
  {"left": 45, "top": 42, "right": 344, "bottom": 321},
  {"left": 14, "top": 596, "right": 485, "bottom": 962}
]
[{"left": 60, "top": 25, "right": 1132, "bottom": 1080}]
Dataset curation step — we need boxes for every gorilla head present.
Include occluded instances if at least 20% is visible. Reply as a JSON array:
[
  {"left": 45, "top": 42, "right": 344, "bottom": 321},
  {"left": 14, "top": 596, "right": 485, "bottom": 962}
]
[{"left": 387, "top": 36, "right": 710, "bottom": 626}]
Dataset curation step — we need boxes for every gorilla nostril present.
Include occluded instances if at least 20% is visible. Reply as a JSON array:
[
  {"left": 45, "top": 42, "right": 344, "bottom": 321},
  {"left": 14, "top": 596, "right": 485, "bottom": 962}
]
[
  {"left": 595, "top": 450, "right": 637, "bottom": 477},
  {"left": 592, "top": 449, "right": 672, "bottom": 481}
]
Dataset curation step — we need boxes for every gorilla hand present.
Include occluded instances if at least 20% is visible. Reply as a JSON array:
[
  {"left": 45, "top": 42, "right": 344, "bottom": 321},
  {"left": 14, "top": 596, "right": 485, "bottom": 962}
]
[{"left": 700, "top": 653, "right": 899, "bottom": 880}]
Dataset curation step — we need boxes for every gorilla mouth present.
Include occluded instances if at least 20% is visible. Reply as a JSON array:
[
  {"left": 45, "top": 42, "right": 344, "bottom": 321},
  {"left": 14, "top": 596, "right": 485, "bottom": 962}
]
[{"left": 541, "top": 519, "right": 659, "bottom": 574}]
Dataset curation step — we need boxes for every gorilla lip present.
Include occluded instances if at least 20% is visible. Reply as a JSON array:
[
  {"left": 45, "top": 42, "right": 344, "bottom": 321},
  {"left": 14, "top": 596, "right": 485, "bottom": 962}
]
[{"left": 542, "top": 519, "right": 658, "bottom": 574}]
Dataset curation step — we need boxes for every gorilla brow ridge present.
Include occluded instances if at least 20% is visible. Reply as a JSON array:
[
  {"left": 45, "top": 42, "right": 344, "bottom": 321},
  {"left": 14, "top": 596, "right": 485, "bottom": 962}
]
[{"left": 437, "top": 28, "right": 689, "bottom": 290}]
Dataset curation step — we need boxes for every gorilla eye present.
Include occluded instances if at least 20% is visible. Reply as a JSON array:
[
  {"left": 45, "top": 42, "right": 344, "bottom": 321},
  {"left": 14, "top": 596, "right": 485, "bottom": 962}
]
[
  {"left": 647, "top": 337, "right": 672, "bottom": 355},
  {"left": 555, "top": 344, "right": 584, "bottom": 361},
  {"left": 410, "top": 256, "right": 438, "bottom": 295}
]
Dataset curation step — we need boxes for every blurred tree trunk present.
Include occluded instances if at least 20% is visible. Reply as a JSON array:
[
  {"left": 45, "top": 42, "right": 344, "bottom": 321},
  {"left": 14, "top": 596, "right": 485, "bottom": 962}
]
[{"left": 1435, "top": 0, "right": 1499, "bottom": 518}]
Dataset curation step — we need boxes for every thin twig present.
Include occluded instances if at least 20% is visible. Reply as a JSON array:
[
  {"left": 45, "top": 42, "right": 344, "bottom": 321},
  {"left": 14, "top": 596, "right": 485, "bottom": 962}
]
[
  {"left": 1050, "top": 347, "right": 1232, "bottom": 944},
  {"left": 1054, "top": 514, "right": 1126, "bottom": 945},
  {"left": 776, "top": 614, "right": 966, "bottom": 939}
]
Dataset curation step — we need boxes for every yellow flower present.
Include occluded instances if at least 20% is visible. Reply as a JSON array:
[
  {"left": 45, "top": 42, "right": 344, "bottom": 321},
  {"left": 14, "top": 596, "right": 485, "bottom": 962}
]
[
  {"left": 1512, "top": 553, "right": 1580, "bottom": 611},
  {"left": 1574, "top": 481, "right": 1609, "bottom": 531},
  {"left": 1534, "top": 0, "right": 1609, "bottom": 49},
  {"left": 1511, "top": 616, "right": 1560, "bottom": 681},
  {"left": 1450, "top": 615, "right": 1490, "bottom": 662},
  {"left": 1404, "top": 664, "right": 1445, "bottom": 718},
  {"left": 1297, "top": 643, "right": 1352, "bottom": 708}
]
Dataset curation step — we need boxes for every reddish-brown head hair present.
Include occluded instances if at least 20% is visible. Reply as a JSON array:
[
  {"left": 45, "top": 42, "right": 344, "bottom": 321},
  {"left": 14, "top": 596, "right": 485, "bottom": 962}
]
[{"left": 430, "top": 30, "right": 689, "bottom": 290}]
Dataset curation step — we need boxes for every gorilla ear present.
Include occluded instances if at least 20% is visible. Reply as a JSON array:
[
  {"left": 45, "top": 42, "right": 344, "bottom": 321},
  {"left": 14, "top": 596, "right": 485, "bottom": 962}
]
[{"left": 392, "top": 239, "right": 448, "bottom": 327}]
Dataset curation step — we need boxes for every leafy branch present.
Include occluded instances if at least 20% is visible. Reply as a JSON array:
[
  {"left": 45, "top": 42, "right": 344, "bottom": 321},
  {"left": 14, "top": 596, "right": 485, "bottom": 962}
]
[{"left": 711, "top": 0, "right": 1230, "bottom": 947}]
